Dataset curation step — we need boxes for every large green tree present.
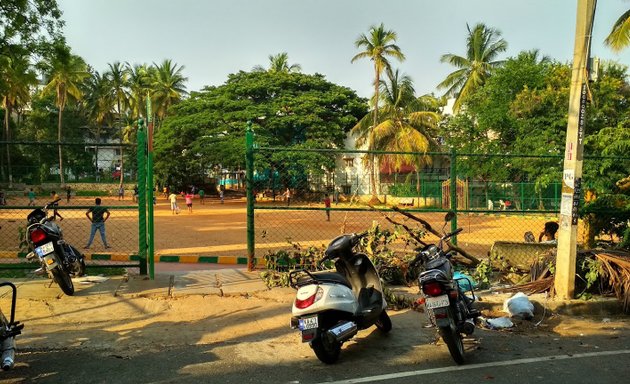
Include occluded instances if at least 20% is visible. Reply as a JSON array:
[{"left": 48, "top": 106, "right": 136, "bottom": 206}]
[
  {"left": 1, "top": 53, "right": 37, "bottom": 186},
  {"left": 153, "top": 70, "right": 366, "bottom": 190},
  {"left": 254, "top": 52, "right": 302, "bottom": 73},
  {"left": 151, "top": 59, "right": 187, "bottom": 127},
  {"left": 41, "top": 43, "right": 89, "bottom": 184},
  {"left": 438, "top": 23, "right": 507, "bottom": 113},
  {"left": 351, "top": 23, "right": 405, "bottom": 199}
]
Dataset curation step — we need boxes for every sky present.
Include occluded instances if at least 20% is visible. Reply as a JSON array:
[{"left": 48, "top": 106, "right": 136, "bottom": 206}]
[{"left": 57, "top": 0, "right": 630, "bottom": 99}]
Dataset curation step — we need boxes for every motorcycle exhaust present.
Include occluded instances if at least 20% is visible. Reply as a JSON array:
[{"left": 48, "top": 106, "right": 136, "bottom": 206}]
[
  {"left": 458, "top": 318, "right": 475, "bottom": 335},
  {"left": 327, "top": 321, "right": 358, "bottom": 343},
  {"left": 1, "top": 337, "right": 16, "bottom": 371}
]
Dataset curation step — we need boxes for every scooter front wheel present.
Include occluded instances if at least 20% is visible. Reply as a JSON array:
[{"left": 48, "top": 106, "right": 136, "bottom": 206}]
[
  {"left": 311, "top": 334, "right": 341, "bottom": 364},
  {"left": 439, "top": 325, "right": 464, "bottom": 364},
  {"left": 375, "top": 309, "right": 392, "bottom": 333}
]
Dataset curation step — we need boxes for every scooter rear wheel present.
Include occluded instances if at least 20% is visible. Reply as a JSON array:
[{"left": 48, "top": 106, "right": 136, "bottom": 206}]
[
  {"left": 312, "top": 334, "right": 341, "bottom": 364},
  {"left": 51, "top": 266, "right": 75, "bottom": 296},
  {"left": 375, "top": 309, "right": 392, "bottom": 333}
]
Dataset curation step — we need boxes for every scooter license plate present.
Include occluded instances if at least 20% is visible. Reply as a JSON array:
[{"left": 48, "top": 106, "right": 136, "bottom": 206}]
[
  {"left": 425, "top": 294, "right": 450, "bottom": 309},
  {"left": 298, "top": 316, "right": 318, "bottom": 331},
  {"left": 34, "top": 242, "right": 54, "bottom": 258}
]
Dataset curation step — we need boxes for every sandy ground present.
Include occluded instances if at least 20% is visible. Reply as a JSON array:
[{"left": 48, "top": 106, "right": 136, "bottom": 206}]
[{"left": 1, "top": 194, "right": 565, "bottom": 262}]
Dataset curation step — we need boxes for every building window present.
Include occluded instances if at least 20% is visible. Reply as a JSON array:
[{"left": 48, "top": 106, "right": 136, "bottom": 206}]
[{"left": 343, "top": 157, "right": 354, "bottom": 168}]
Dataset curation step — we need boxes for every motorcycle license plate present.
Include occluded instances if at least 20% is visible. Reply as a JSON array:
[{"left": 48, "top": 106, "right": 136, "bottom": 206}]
[
  {"left": 425, "top": 294, "right": 450, "bottom": 309},
  {"left": 34, "top": 242, "right": 54, "bottom": 258},
  {"left": 298, "top": 316, "right": 318, "bottom": 331}
]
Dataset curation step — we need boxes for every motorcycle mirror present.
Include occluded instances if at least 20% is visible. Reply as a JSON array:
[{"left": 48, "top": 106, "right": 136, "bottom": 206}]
[{"left": 444, "top": 211, "right": 455, "bottom": 222}]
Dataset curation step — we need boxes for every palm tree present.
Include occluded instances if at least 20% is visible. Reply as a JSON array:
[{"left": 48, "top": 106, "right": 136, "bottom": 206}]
[
  {"left": 605, "top": 9, "right": 630, "bottom": 52},
  {"left": 438, "top": 23, "right": 507, "bottom": 113},
  {"left": 352, "top": 70, "right": 440, "bottom": 196},
  {"left": 150, "top": 59, "right": 187, "bottom": 127},
  {"left": 41, "top": 43, "right": 89, "bottom": 184},
  {"left": 106, "top": 61, "right": 129, "bottom": 184},
  {"left": 351, "top": 24, "right": 405, "bottom": 201},
  {"left": 1, "top": 53, "right": 37, "bottom": 186},
  {"left": 84, "top": 70, "right": 114, "bottom": 179},
  {"left": 126, "top": 63, "right": 152, "bottom": 120}
]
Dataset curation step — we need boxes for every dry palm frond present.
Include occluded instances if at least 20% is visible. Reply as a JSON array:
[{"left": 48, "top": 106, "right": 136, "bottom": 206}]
[
  {"left": 496, "top": 276, "right": 555, "bottom": 295},
  {"left": 593, "top": 251, "right": 630, "bottom": 313}
]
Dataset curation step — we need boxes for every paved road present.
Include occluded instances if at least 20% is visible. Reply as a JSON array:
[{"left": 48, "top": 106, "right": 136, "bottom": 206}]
[{"left": 1, "top": 271, "right": 628, "bottom": 384}]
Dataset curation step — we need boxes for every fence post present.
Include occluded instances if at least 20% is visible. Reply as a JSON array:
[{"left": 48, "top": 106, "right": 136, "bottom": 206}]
[
  {"left": 136, "top": 119, "right": 147, "bottom": 275},
  {"left": 450, "top": 148, "right": 458, "bottom": 244},
  {"left": 246, "top": 121, "right": 255, "bottom": 271},
  {"left": 146, "top": 95, "right": 155, "bottom": 280}
]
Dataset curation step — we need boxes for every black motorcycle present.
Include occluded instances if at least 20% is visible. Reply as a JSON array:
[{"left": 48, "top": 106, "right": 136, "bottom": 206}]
[
  {"left": 410, "top": 211, "right": 480, "bottom": 364},
  {"left": 1, "top": 282, "right": 23, "bottom": 371},
  {"left": 25, "top": 198, "right": 86, "bottom": 295}
]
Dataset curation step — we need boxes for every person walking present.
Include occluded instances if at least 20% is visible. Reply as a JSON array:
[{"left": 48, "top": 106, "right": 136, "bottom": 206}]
[
  {"left": 324, "top": 195, "right": 331, "bottom": 221},
  {"left": 198, "top": 188, "right": 205, "bottom": 205},
  {"left": 185, "top": 191, "right": 194, "bottom": 213},
  {"left": 169, "top": 192, "right": 179, "bottom": 214},
  {"left": 84, "top": 198, "right": 111, "bottom": 249},
  {"left": 50, "top": 191, "right": 63, "bottom": 221},
  {"left": 27, "top": 188, "right": 36, "bottom": 206},
  {"left": 117, "top": 184, "right": 124, "bottom": 201}
]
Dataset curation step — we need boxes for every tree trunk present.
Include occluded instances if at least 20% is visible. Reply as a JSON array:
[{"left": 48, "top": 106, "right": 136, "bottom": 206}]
[
  {"left": 58, "top": 107, "right": 65, "bottom": 185},
  {"left": 4, "top": 103, "right": 13, "bottom": 187},
  {"left": 368, "top": 66, "right": 380, "bottom": 204},
  {"left": 118, "top": 99, "right": 124, "bottom": 185}
]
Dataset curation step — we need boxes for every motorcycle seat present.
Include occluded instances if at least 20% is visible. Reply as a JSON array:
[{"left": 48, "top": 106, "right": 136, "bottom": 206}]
[
  {"left": 419, "top": 268, "right": 451, "bottom": 282},
  {"left": 298, "top": 271, "right": 352, "bottom": 289}
]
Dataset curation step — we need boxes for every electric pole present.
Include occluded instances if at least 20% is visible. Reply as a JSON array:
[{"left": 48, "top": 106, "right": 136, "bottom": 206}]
[{"left": 555, "top": 0, "right": 597, "bottom": 300}]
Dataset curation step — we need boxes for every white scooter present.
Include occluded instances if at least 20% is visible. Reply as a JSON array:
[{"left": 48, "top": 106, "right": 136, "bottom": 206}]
[{"left": 289, "top": 231, "right": 392, "bottom": 364}]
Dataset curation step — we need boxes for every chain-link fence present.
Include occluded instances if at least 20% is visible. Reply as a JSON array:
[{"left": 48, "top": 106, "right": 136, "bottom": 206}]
[
  {"left": 250, "top": 146, "right": 629, "bottom": 268},
  {"left": 0, "top": 142, "right": 141, "bottom": 272}
]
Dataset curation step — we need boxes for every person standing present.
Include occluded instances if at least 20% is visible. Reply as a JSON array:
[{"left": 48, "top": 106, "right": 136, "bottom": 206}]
[
  {"left": 50, "top": 191, "right": 63, "bottom": 221},
  {"left": 133, "top": 185, "right": 139, "bottom": 202},
  {"left": 169, "top": 192, "right": 179, "bottom": 214},
  {"left": 117, "top": 184, "right": 124, "bottom": 201},
  {"left": 66, "top": 186, "right": 72, "bottom": 203},
  {"left": 324, "top": 195, "right": 331, "bottom": 221},
  {"left": 27, "top": 188, "right": 36, "bottom": 206},
  {"left": 283, "top": 188, "right": 291, "bottom": 206},
  {"left": 84, "top": 198, "right": 110, "bottom": 249},
  {"left": 198, "top": 188, "right": 205, "bottom": 205},
  {"left": 219, "top": 187, "right": 224, "bottom": 204},
  {"left": 185, "top": 191, "right": 194, "bottom": 213}
]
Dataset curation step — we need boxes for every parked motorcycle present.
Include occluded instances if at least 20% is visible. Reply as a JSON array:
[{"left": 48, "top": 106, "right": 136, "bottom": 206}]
[
  {"left": 25, "top": 198, "right": 86, "bottom": 295},
  {"left": 289, "top": 231, "right": 392, "bottom": 364},
  {"left": 410, "top": 211, "right": 480, "bottom": 364},
  {"left": 1, "top": 282, "right": 23, "bottom": 371}
]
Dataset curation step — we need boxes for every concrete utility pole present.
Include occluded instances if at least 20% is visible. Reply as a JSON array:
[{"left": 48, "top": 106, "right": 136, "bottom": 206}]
[{"left": 555, "top": 0, "right": 597, "bottom": 300}]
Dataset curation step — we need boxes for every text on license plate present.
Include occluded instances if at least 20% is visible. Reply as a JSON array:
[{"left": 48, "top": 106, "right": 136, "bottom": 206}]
[
  {"left": 35, "top": 242, "right": 55, "bottom": 257},
  {"left": 298, "top": 316, "right": 318, "bottom": 330},
  {"left": 425, "top": 294, "right": 450, "bottom": 309}
]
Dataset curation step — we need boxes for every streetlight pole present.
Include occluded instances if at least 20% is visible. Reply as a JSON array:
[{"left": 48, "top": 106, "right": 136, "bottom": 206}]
[{"left": 555, "top": 0, "right": 597, "bottom": 299}]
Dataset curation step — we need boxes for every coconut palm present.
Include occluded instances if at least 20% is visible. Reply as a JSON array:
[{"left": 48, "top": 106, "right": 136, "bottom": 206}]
[
  {"left": 438, "top": 23, "right": 507, "bottom": 113},
  {"left": 41, "top": 43, "right": 89, "bottom": 184},
  {"left": 255, "top": 52, "right": 302, "bottom": 73},
  {"left": 150, "top": 59, "right": 187, "bottom": 126},
  {"left": 605, "top": 9, "right": 630, "bottom": 52},
  {"left": 1, "top": 53, "right": 38, "bottom": 186},
  {"left": 351, "top": 24, "right": 405, "bottom": 200},
  {"left": 126, "top": 63, "right": 152, "bottom": 120},
  {"left": 352, "top": 70, "right": 440, "bottom": 194},
  {"left": 84, "top": 70, "right": 114, "bottom": 178},
  {"left": 106, "top": 61, "right": 129, "bottom": 183}
]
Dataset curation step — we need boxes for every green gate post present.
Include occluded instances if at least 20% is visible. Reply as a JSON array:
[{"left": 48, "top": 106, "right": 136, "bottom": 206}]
[
  {"left": 146, "top": 95, "right": 155, "bottom": 279},
  {"left": 450, "top": 148, "right": 458, "bottom": 244},
  {"left": 136, "top": 119, "right": 147, "bottom": 275},
  {"left": 246, "top": 121, "right": 255, "bottom": 271}
]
